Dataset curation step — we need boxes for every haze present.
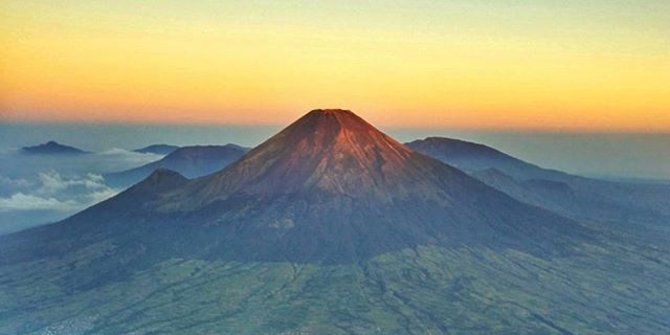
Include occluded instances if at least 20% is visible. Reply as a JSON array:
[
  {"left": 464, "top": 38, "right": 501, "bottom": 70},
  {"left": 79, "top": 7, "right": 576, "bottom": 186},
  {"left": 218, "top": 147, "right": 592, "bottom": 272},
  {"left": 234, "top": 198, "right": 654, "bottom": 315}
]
[{"left": 2, "top": 123, "right": 669, "bottom": 180}]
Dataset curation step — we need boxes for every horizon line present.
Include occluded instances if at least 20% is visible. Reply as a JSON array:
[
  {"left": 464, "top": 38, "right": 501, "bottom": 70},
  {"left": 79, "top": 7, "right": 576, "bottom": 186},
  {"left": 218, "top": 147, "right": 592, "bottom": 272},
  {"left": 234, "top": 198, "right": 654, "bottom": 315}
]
[{"left": 3, "top": 118, "right": 670, "bottom": 134}]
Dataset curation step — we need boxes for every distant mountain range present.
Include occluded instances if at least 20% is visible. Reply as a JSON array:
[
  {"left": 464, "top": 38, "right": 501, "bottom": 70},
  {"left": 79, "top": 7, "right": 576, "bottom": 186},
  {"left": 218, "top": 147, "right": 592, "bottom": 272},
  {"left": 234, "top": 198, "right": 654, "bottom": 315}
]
[
  {"left": 405, "top": 137, "right": 566, "bottom": 180},
  {"left": 134, "top": 144, "right": 181, "bottom": 155},
  {"left": 1, "top": 110, "right": 668, "bottom": 334},
  {"left": 407, "top": 137, "right": 670, "bottom": 229},
  {"left": 104, "top": 144, "right": 249, "bottom": 188},
  {"left": 20, "top": 141, "right": 88, "bottom": 155}
]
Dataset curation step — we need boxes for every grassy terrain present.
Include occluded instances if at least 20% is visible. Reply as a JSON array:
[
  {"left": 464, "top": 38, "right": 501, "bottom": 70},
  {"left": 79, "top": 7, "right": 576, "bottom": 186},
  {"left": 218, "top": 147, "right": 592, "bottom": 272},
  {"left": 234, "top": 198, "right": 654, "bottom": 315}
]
[{"left": 1, "top": 223, "right": 669, "bottom": 335}]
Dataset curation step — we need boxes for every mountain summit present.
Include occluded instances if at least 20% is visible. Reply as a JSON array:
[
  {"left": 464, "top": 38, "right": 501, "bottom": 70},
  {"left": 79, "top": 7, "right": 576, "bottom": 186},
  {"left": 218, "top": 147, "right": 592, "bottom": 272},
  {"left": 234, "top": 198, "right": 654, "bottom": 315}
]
[{"left": 169, "top": 109, "right": 445, "bottom": 206}]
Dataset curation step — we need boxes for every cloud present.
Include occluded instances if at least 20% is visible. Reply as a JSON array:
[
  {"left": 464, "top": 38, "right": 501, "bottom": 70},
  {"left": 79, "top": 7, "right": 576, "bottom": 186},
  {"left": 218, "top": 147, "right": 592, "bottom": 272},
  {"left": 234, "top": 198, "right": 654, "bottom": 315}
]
[
  {"left": 0, "top": 148, "right": 161, "bottom": 182},
  {"left": 0, "top": 193, "right": 78, "bottom": 212},
  {"left": 0, "top": 175, "right": 34, "bottom": 196},
  {"left": 36, "top": 171, "right": 107, "bottom": 194},
  {"left": 0, "top": 150, "right": 155, "bottom": 232},
  {"left": 0, "top": 171, "right": 119, "bottom": 213},
  {"left": 0, "top": 175, "right": 32, "bottom": 188}
]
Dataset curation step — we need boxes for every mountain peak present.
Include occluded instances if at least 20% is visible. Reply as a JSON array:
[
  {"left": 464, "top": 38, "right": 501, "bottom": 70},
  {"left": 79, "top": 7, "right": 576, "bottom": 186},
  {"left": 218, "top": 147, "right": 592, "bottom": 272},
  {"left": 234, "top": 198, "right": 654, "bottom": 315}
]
[
  {"left": 172, "top": 109, "right": 422, "bottom": 205},
  {"left": 146, "top": 168, "right": 187, "bottom": 183},
  {"left": 21, "top": 141, "right": 88, "bottom": 155},
  {"left": 128, "top": 168, "right": 188, "bottom": 194},
  {"left": 296, "top": 108, "right": 377, "bottom": 135},
  {"left": 308, "top": 108, "right": 355, "bottom": 115},
  {"left": 304, "top": 108, "right": 359, "bottom": 123}
]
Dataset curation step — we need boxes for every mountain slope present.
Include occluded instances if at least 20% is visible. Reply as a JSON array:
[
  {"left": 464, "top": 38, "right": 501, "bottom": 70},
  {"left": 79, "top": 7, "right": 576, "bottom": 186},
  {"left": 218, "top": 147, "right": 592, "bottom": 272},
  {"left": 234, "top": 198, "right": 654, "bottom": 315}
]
[{"left": 104, "top": 144, "right": 248, "bottom": 188}]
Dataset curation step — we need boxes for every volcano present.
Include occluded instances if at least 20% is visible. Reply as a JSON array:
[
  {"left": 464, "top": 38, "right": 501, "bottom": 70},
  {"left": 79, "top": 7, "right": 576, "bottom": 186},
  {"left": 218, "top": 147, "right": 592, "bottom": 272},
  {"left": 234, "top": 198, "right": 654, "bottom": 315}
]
[{"left": 2, "top": 109, "right": 586, "bottom": 265}]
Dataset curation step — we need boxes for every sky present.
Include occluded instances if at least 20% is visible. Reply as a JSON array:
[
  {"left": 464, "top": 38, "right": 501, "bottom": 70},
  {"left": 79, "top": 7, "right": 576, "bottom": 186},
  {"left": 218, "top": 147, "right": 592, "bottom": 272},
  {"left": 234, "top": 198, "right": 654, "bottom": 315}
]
[{"left": 1, "top": 0, "right": 669, "bottom": 130}]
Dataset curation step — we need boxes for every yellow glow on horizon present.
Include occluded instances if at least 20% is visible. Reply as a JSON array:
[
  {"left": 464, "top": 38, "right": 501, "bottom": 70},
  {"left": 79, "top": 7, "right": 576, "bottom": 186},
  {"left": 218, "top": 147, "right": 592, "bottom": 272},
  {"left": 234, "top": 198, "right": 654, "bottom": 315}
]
[{"left": 1, "top": 1, "right": 669, "bottom": 130}]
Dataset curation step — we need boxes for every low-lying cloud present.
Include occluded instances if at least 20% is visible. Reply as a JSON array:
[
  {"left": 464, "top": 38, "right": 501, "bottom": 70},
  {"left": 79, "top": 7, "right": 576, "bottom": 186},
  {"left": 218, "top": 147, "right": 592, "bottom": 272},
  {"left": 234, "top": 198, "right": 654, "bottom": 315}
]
[
  {"left": 0, "top": 193, "right": 79, "bottom": 212},
  {"left": 0, "top": 148, "right": 159, "bottom": 234},
  {"left": 0, "top": 171, "right": 119, "bottom": 213}
]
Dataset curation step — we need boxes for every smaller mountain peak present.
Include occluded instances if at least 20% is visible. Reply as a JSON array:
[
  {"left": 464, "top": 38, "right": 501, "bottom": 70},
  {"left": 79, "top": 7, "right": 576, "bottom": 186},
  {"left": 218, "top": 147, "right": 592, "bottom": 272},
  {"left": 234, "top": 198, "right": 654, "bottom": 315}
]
[
  {"left": 148, "top": 168, "right": 186, "bottom": 179},
  {"left": 21, "top": 141, "right": 88, "bottom": 155},
  {"left": 407, "top": 137, "right": 505, "bottom": 156},
  {"left": 143, "top": 168, "right": 188, "bottom": 187},
  {"left": 132, "top": 168, "right": 188, "bottom": 193}
]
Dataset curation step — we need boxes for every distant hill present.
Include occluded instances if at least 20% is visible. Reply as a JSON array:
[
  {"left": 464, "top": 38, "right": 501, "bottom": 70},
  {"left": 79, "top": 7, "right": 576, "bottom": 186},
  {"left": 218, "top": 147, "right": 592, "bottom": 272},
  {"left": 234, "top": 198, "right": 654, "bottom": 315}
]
[
  {"left": 20, "top": 141, "right": 88, "bottom": 155},
  {"left": 405, "top": 137, "right": 566, "bottom": 180},
  {"left": 133, "top": 144, "right": 180, "bottom": 155},
  {"left": 104, "top": 144, "right": 248, "bottom": 188},
  {"left": 407, "top": 137, "right": 670, "bottom": 225}
]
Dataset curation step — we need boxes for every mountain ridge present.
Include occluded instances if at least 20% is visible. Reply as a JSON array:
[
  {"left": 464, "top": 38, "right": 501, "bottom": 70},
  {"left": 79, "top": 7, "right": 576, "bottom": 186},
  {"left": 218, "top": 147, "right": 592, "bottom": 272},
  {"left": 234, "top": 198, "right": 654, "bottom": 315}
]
[
  {"left": 405, "top": 136, "right": 567, "bottom": 180},
  {"left": 407, "top": 136, "right": 670, "bottom": 223}
]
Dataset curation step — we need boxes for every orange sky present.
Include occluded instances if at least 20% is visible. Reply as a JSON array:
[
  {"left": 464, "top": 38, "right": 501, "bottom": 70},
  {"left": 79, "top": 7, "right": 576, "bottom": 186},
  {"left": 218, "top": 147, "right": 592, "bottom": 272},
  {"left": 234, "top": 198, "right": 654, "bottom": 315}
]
[{"left": 1, "top": 1, "right": 669, "bottom": 130}]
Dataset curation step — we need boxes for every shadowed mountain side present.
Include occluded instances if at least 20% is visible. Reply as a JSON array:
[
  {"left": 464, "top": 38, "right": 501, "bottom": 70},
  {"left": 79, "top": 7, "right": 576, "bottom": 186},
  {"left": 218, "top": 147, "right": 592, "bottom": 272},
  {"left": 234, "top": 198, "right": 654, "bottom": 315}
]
[
  {"left": 103, "top": 144, "right": 248, "bottom": 188},
  {"left": 0, "top": 169, "right": 189, "bottom": 265}
]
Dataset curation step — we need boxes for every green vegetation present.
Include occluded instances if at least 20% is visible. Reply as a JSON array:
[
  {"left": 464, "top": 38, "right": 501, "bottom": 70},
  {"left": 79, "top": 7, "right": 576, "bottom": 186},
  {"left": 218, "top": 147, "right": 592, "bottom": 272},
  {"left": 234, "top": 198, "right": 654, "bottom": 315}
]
[{"left": 1, "top": 226, "right": 668, "bottom": 334}]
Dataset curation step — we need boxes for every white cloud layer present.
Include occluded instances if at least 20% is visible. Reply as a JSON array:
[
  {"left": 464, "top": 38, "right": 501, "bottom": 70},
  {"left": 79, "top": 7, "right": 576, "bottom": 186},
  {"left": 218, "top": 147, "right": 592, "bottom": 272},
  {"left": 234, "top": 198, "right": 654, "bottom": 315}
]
[
  {"left": 0, "top": 193, "right": 78, "bottom": 212},
  {"left": 0, "top": 171, "right": 119, "bottom": 213}
]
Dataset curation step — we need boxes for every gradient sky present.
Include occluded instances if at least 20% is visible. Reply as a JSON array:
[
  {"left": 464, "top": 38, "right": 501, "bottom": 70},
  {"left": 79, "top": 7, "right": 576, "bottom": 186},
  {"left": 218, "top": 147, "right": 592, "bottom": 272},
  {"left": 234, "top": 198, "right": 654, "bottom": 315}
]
[{"left": 1, "top": 1, "right": 669, "bottom": 130}]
